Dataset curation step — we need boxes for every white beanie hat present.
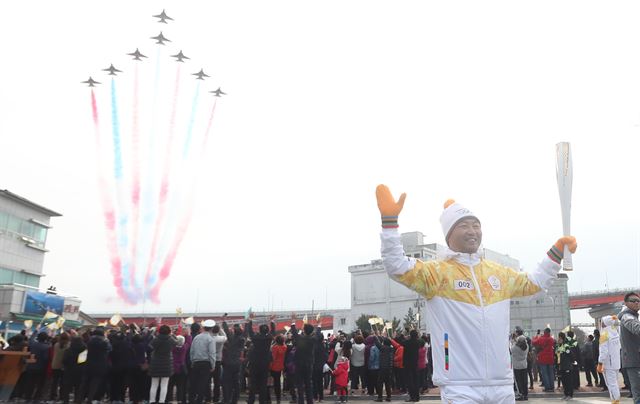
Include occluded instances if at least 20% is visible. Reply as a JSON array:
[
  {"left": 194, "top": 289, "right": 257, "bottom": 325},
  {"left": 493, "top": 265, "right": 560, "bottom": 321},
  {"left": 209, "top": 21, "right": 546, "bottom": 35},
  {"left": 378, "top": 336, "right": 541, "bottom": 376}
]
[{"left": 440, "top": 199, "right": 480, "bottom": 244}]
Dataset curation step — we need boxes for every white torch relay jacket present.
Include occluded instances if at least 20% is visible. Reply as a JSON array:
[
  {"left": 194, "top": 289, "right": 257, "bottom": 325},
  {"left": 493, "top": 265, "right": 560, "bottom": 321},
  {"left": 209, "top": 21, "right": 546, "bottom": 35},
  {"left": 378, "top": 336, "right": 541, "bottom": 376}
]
[
  {"left": 381, "top": 229, "right": 561, "bottom": 387},
  {"left": 598, "top": 316, "right": 621, "bottom": 370}
]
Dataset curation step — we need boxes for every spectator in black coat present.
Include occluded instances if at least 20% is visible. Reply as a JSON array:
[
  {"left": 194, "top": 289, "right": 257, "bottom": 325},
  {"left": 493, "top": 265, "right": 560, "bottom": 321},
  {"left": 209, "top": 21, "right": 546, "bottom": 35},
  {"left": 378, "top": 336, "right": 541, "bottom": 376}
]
[
  {"left": 312, "top": 331, "right": 328, "bottom": 402},
  {"left": 292, "top": 323, "right": 322, "bottom": 404},
  {"left": 149, "top": 325, "right": 178, "bottom": 403},
  {"left": 374, "top": 333, "right": 395, "bottom": 402},
  {"left": 84, "top": 327, "right": 112, "bottom": 402},
  {"left": 401, "top": 330, "right": 421, "bottom": 402},
  {"left": 222, "top": 319, "right": 246, "bottom": 404},
  {"left": 247, "top": 319, "right": 276, "bottom": 404},
  {"left": 21, "top": 331, "right": 50, "bottom": 401},
  {"left": 109, "top": 332, "right": 135, "bottom": 403},
  {"left": 61, "top": 335, "right": 87, "bottom": 404},
  {"left": 131, "top": 332, "right": 150, "bottom": 404}
]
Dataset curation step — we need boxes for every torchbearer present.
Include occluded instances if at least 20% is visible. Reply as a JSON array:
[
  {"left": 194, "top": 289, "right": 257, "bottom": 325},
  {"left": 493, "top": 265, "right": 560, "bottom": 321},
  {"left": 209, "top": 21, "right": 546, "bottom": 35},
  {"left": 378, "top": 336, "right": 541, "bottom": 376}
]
[
  {"left": 375, "top": 185, "right": 577, "bottom": 404},
  {"left": 597, "top": 315, "right": 621, "bottom": 404}
]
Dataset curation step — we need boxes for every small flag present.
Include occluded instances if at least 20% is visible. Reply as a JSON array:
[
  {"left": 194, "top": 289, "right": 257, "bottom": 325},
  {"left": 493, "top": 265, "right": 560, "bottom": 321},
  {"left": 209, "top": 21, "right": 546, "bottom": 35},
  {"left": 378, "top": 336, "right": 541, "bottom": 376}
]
[
  {"left": 284, "top": 325, "right": 291, "bottom": 332},
  {"left": 302, "top": 314, "right": 308, "bottom": 324},
  {"left": 316, "top": 313, "right": 321, "bottom": 322},
  {"left": 43, "top": 311, "right": 58, "bottom": 320},
  {"left": 24, "top": 320, "right": 33, "bottom": 329},
  {"left": 245, "top": 307, "right": 253, "bottom": 320},
  {"left": 368, "top": 318, "right": 376, "bottom": 325},
  {"left": 109, "top": 314, "right": 122, "bottom": 326},
  {"left": 184, "top": 317, "right": 194, "bottom": 325},
  {"left": 562, "top": 325, "right": 571, "bottom": 333},
  {"left": 77, "top": 349, "right": 88, "bottom": 364},
  {"left": 56, "top": 317, "right": 66, "bottom": 328},
  {"left": 176, "top": 307, "right": 183, "bottom": 315}
]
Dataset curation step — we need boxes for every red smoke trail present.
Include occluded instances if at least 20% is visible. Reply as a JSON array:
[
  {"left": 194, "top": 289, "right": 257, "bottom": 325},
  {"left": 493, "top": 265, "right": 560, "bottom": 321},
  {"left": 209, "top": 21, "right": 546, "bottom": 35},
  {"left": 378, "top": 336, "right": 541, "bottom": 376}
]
[
  {"left": 145, "top": 65, "right": 181, "bottom": 290},
  {"left": 129, "top": 65, "right": 141, "bottom": 295},
  {"left": 91, "top": 90, "right": 132, "bottom": 303},
  {"left": 148, "top": 207, "right": 193, "bottom": 302},
  {"left": 201, "top": 99, "right": 217, "bottom": 151},
  {"left": 148, "top": 99, "right": 218, "bottom": 302}
]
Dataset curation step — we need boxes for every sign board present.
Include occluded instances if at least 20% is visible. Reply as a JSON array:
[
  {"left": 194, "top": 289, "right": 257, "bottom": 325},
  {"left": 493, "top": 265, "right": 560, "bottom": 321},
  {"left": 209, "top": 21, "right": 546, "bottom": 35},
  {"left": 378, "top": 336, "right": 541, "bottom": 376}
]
[{"left": 23, "top": 291, "right": 64, "bottom": 316}]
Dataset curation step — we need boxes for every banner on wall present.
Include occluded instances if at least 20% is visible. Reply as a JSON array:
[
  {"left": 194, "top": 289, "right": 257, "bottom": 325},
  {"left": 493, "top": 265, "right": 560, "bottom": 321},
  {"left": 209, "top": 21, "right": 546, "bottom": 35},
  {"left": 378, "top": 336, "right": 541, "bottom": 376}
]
[{"left": 23, "top": 291, "right": 64, "bottom": 316}]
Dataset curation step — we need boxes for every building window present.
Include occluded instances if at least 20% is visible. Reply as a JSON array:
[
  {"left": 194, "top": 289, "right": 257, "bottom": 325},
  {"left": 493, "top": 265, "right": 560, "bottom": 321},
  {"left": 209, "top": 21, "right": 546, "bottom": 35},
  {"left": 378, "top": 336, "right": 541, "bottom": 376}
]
[
  {"left": 0, "top": 211, "right": 48, "bottom": 248},
  {"left": 0, "top": 268, "right": 40, "bottom": 288},
  {"left": 340, "top": 318, "right": 346, "bottom": 325}
]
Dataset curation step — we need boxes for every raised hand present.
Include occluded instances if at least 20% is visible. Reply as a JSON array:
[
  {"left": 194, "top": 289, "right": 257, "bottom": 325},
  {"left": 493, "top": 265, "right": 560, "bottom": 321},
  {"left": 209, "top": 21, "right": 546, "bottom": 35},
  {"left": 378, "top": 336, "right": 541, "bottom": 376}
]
[
  {"left": 547, "top": 236, "right": 577, "bottom": 264},
  {"left": 376, "top": 184, "right": 406, "bottom": 228}
]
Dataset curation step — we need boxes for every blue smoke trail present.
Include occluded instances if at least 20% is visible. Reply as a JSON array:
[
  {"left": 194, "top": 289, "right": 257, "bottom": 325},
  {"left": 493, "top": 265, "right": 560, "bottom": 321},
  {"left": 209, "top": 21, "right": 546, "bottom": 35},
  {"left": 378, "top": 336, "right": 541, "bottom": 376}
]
[
  {"left": 149, "top": 81, "right": 201, "bottom": 291},
  {"left": 182, "top": 81, "right": 201, "bottom": 158},
  {"left": 138, "top": 47, "right": 163, "bottom": 301},
  {"left": 110, "top": 78, "right": 135, "bottom": 302}
]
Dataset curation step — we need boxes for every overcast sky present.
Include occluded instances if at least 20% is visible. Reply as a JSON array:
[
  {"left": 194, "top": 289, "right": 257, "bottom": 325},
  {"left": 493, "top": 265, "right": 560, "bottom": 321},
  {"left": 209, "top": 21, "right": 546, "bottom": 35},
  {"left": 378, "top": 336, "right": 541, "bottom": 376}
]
[{"left": 1, "top": 1, "right": 639, "bottom": 319}]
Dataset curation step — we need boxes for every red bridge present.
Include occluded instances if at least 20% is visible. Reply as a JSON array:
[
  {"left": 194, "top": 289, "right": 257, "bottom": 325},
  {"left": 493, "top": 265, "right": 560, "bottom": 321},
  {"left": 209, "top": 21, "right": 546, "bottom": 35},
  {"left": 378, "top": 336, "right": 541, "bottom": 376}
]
[{"left": 569, "top": 287, "right": 637, "bottom": 310}]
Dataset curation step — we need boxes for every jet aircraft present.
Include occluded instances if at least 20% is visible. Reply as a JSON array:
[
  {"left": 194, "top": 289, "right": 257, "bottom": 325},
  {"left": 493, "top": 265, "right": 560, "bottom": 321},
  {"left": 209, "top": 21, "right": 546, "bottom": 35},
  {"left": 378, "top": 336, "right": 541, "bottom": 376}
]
[
  {"left": 153, "top": 10, "right": 174, "bottom": 24},
  {"left": 102, "top": 64, "right": 122, "bottom": 76},
  {"left": 210, "top": 87, "right": 227, "bottom": 97},
  {"left": 192, "top": 69, "right": 210, "bottom": 80},
  {"left": 127, "top": 48, "right": 148, "bottom": 61},
  {"left": 82, "top": 77, "right": 101, "bottom": 87},
  {"left": 151, "top": 32, "right": 171, "bottom": 45},
  {"left": 171, "top": 50, "right": 190, "bottom": 63}
]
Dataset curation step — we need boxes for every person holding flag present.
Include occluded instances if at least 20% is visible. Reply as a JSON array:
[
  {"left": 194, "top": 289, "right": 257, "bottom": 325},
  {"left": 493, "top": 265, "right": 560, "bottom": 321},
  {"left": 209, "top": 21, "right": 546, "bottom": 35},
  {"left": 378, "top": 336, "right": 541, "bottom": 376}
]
[{"left": 375, "top": 185, "right": 577, "bottom": 403}]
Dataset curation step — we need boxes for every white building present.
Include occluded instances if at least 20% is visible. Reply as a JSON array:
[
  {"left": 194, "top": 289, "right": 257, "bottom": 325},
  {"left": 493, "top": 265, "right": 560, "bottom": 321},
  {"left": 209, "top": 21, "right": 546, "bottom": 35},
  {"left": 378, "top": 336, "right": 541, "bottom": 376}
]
[
  {"left": 0, "top": 190, "right": 83, "bottom": 336},
  {"left": 348, "top": 231, "right": 570, "bottom": 336}
]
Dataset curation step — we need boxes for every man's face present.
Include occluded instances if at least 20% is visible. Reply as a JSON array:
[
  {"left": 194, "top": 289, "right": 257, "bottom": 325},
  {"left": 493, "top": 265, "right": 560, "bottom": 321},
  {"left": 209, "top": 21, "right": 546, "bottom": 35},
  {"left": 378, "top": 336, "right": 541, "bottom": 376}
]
[
  {"left": 447, "top": 218, "right": 482, "bottom": 254},
  {"left": 625, "top": 295, "right": 640, "bottom": 312}
]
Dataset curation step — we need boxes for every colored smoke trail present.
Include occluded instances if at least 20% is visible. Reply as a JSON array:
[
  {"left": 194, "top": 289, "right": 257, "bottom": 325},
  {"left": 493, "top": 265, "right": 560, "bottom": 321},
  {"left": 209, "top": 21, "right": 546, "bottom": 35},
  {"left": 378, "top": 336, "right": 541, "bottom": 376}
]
[
  {"left": 144, "top": 65, "right": 182, "bottom": 292},
  {"left": 148, "top": 206, "right": 193, "bottom": 302},
  {"left": 149, "top": 99, "right": 219, "bottom": 301},
  {"left": 201, "top": 99, "right": 218, "bottom": 151},
  {"left": 110, "top": 78, "right": 135, "bottom": 302},
  {"left": 182, "top": 81, "right": 201, "bottom": 158},
  {"left": 138, "top": 47, "right": 163, "bottom": 299},
  {"left": 129, "top": 65, "right": 141, "bottom": 294},
  {"left": 147, "top": 80, "right": 202, "bottom": 292},
  {"left": 91, "top": 90, "right": 130, "bottom": 303}
]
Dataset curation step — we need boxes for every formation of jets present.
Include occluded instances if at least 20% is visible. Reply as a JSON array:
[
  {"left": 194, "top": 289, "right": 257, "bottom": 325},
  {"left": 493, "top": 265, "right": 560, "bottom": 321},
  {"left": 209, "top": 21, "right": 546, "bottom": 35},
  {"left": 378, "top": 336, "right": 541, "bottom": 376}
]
[{"left": 83, "top": 10, "right": 225, "bottom": 97}]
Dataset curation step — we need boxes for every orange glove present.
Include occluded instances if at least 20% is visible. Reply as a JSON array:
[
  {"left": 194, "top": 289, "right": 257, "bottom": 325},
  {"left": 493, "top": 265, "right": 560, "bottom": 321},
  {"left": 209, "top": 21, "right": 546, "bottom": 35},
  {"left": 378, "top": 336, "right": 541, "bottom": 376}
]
[
  {"left": 597, "top": 363, "right": 604, "bottom": 374},
  {"left": 547, "top": 236, "right": 577, "bottom": 264},
  {"left": 376, "top": 184, "right": 406, "bottom": 228}
]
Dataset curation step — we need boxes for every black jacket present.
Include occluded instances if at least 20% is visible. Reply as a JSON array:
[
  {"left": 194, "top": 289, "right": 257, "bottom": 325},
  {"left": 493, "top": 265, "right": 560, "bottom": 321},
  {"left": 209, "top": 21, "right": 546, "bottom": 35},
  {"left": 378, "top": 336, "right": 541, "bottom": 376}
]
[
  {"left": 374, "top": 337, "right": 394, "bottom": 371},
  {"left": 87, "top": 335, "right": 111, "bottom": 376},
  {"left": 291, "top": 325, "right": 323, "bottom": 369},
  {"left": 247, "top": 321, "right": 275, "bottom": 371},
  {"left": 149, "top": 334, "right": 178, "bottom": 377},
  {"left": 401, "top": 337, "right": 421, "bottom": 370},
  {"left": 222, "top": 321, "right": 246, "bottom": 367}
]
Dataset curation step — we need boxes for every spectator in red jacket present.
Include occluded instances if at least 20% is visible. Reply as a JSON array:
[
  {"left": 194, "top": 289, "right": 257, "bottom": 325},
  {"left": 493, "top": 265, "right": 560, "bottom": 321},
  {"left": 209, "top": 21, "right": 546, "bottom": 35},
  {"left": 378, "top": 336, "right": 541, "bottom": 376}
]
[
  {"left": 270, "top": 335, "right": 288, "bottom": 404},
  {"left": 333, "top": 356, "right": 350, "bottom": 403},
  {"left": 532, "top": 328, "right": 555, "bottom": 392}
]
